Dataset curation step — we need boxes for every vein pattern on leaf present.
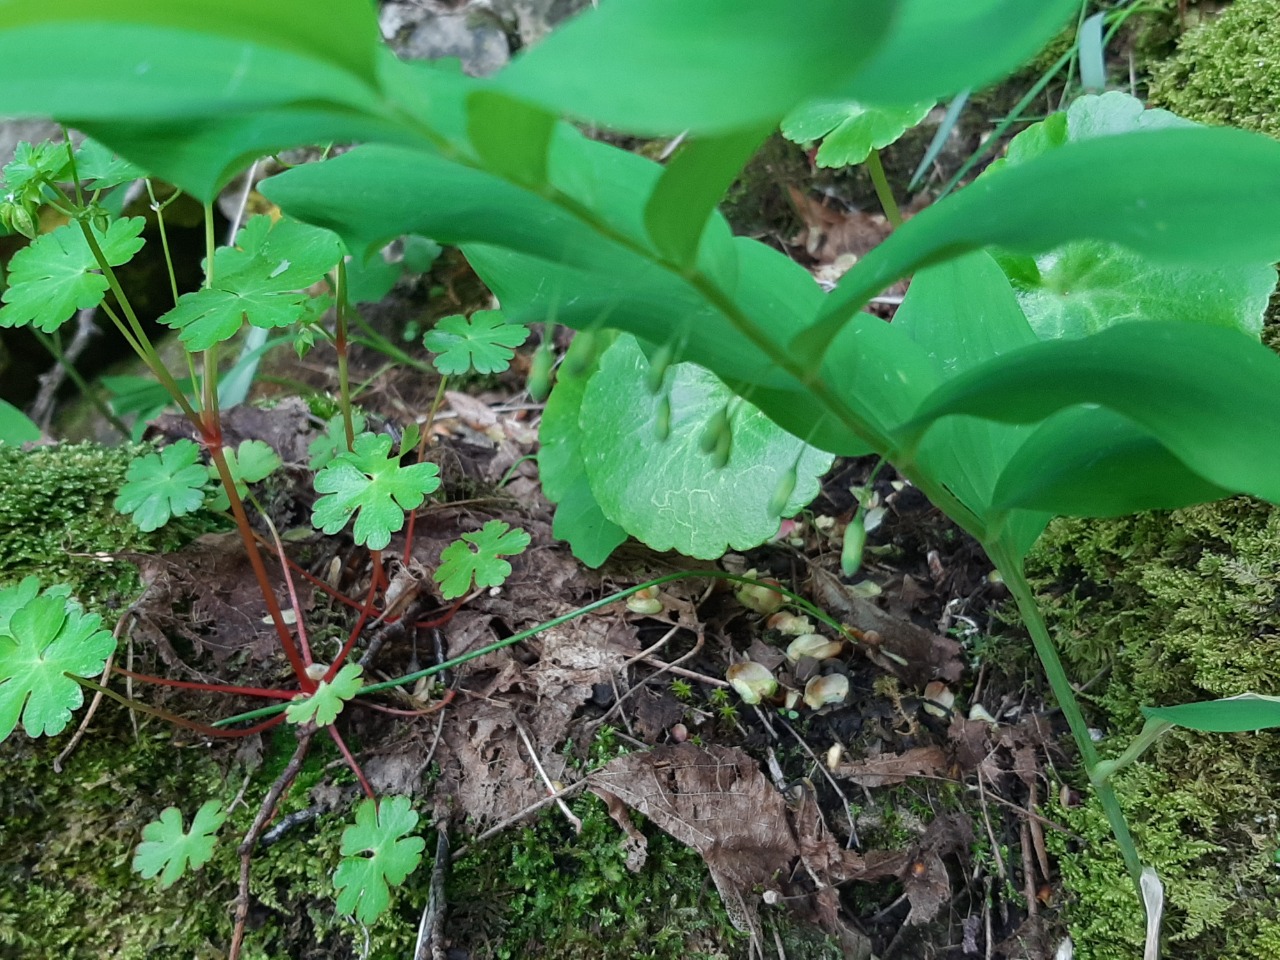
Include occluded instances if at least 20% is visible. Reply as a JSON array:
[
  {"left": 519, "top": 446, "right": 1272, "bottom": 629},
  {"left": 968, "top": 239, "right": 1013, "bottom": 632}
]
[
  {"left": 312, "top": 432, "right": 440, "bottom": 550},
  {"left": 0, "top": 587, "right": 116, "bottom": 741},
  {"left": 162, "top": 215, "right": 341, "bottom": 350},
  {"left": 334, "top": 796, "right": 425, "bottom": 924},
  {"left": 0, "top": 217, "right": 145, "bottom": 332}
]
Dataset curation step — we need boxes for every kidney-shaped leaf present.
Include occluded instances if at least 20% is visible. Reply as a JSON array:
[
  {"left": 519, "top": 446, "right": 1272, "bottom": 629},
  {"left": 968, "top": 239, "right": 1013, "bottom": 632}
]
[
  {"left": 900, "top": 322, "right": 1280, "bottom": 508},
  {"left": 580, "top": 335, "right": 833, "bottom": 559}
]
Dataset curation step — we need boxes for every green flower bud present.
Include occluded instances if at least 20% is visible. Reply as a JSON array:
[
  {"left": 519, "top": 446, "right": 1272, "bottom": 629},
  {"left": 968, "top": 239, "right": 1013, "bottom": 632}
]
[
  {"left": 840, "top": 513, "right": 867, "bottom": 578},
  {"left": 527, "top": 344, "right": 555, "bottom": 402}
]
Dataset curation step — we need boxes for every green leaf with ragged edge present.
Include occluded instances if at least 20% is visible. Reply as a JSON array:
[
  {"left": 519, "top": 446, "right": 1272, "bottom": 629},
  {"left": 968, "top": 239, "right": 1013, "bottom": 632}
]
[
  {"left": 467, "top": 90, "right": 557, "bottom": 188},
  {"left": 307, "top": 412, "right": 368, "bottom": 472},
  {"left": 804, "top": 125, "right": 1280, "bottom": 361},
  {"left": 2, "top": 140, "right": 69, "bottom": 200},
  {"left": 0, "top": 1, "right": 389, "bottom": 200},
  {"left": 899, "top": 322, "right": 1280, "bottom": 508},
  {"left": 1142, "top": 694, "right": 1280, "bottom": 733},
  {"left": 539, "top": 332, "right": 627, "bottom": 567},
  {"left": 206, "top": 440, "right": 282, "bottom": 512},
  {"left": 990, "top": 406, "right": 1233, "bottom": 518},
  {"left": 73, "top": 137, "right": 146, "bottom": 189},
  {"left": 423, "top": 311, "right": 530, "bottom": 375},
  {"left": 494, "top": 0, "right": 895, "bottom": 135},
  {"left": 0, "top": 588, "right": 116, "bottom": 741},
  {"left": 781, "top": 98, "right": 933, "bottom": 167},
  {"left": 132, "top": 800, "right": 225, "bottom": 890},
  {"left": 994, "top": 93, "right": 1275, "bottom": 341},
  {"left": 162, "top": 215, "right": 340, "bottom": 350},
  {"left": 114, "top": 440, "right": 208, "bottom": 532},
  {"left": 433, "top": 521, "right": 531, "bottom": 600},
  {"left": 839, "top": 0, "right": 1078, "bottom": 106},
  {"left": 334, "top": 796, "right": 425, "bottom": 925},
  {"left": 0, "top": 217, "right": 145, "bottom": 332},
  {"left": 285, "top": 663, "right": 363, "bottom": 727},
  {"left": 644, "top": 125, "right": 772, "bottom": 267},
  {"left": 580, "top": 335, "right": 833, "bottom": 560},
  {"left": 0, "top": 399, "right": 40, "bottom": 445},
  {"left": 312, "top": 432, "right": 440, "bottom": 550}
]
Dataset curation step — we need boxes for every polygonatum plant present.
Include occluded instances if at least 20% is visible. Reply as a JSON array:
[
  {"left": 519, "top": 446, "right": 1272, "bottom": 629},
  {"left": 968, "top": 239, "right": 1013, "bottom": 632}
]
[{"left": 6, "top": 0, "right": 1280, "bottom": 941}]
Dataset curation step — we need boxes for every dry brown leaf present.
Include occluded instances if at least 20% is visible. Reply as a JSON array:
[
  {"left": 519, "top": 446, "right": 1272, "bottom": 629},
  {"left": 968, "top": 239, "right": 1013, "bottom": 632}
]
[
  {"left": 809, "top": 564, "right": 963, "bottom": 686},
  {"left": 832, "top": 744, "right": 947, "bottom": 788}
]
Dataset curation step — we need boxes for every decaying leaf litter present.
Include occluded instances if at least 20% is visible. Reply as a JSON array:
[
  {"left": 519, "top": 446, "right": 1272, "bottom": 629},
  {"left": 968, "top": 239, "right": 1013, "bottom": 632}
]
[{"left": 65, "top": 240, "right": 1084, "bottom": 959}]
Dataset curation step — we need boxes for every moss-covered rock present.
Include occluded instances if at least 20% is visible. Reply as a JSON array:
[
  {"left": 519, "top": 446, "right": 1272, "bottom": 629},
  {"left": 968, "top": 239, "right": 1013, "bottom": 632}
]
[
  {"left": 0, "top": 441, "right": 189, "bottom": 606},
  {"left": 1028, "top": 503, "right": 1280, "bottom": 959},
  {"left": 1149, "top": 0, "right": 1280, "bottom": 138}
]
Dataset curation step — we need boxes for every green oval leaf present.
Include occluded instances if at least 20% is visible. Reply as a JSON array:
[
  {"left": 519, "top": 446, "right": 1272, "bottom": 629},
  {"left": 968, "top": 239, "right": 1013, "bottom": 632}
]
[
  {"left": 805, "top": 125, "right": 1280, "bottom": 361},
  {"left": 1143, "top": 694, "right": 1280, "bottom": 734},
  {"left": 902, "top": 322, "right": 1280, "bottom": 506},
  {"left": 494, "top": 0, "right": 895, "bottom": 135}
]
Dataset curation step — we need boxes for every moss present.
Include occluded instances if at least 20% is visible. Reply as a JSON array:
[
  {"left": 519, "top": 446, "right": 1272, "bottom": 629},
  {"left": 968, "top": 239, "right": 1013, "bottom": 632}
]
[
  {"left": 1149, "top": 0, "right": 1280, "bottom": 138},
  {"left": 1027, "top": 501, "right": 1280, "bottom": 958},
  {"left": 0, "top": 441, "right": 202, "bottom": 609}
]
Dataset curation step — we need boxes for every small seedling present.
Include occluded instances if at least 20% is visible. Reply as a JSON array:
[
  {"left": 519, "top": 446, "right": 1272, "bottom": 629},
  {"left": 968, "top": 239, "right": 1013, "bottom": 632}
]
[
  {"left": 114, "top": 440, "right": 209, "bottom": 532},
  {"left": 0, "top": 578, "right": 116, "bottom": 740},
  {"left": 423, "top": 310, "right": 530, "bottom": 375},
  {"left": 132, "top": 800, "right": 227, "bottom": 890},
  {"left": 433, "top": 520, "right": 532, "bottom": 599},
  {"left": 285, "top": 663, "right": 364, "bottom": 727},
  {"left": 312, "top": 432, "right": 442, "bottom": 550},
  {"left": 333, "top": 796, "right": 426, "bottom": 924}
]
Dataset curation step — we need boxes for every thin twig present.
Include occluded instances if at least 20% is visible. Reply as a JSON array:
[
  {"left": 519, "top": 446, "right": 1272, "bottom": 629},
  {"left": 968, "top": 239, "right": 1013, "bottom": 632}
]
[
  {"left": 54, "top": 609, "right": 133, "bottom": 772},
  {"left": 30, "top": 307, "right": 105, "bottom": 429},
  {"left": 449, "top": 779, "right": 589, "bottom": 860},
  {"left": 513, "top": 716, "right": 582, "bottom": 833},
  {"left": 774, "top": 715, "right": 860, "bottom": 849},
  {"left": 413, "top": 825, "right": 451, "bottom": 960},
  {"left": 229, "top": 726, "right": 317, "bottom": 960}
]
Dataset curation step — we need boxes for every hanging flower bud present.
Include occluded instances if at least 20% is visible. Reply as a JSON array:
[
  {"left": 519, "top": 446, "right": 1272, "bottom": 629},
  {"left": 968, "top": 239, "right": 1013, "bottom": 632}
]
[
  {"left": 841, "top": 512, "right": 867, "bottom": 578},
  {"left": 768, "top": 462, "right": 798, "bottom": 517},
  {"left": 527, "top": 342, "right": 555, "bottom": 401},
  {"left": 646, "top": 341, "right": 674, "bottom": 393},
  {"left": 654, "top": 391, "right": 672, "bottom": 441}
]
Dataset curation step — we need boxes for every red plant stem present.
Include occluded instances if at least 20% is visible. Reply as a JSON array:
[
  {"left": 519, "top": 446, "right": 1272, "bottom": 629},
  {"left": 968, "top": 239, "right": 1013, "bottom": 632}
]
[
  {"left": 206, "top": 442, "right": 316, "bottom": 691},
  {"left": 263, "top": 513, "right": 314, "bottom": 668},
  {"left": 352, "top": 689, "right": 455, "bottom": 718},
  {"left": 325, "top": 724, "right": 375, "bottom": 799},
  {"left": 246, "top": 527, "right": 365, "bottom": 610},
  {"left": 112, "top": 665, "right": 297, "bottom": 700},
  {"left": 74, "top": 676, "right": 287, "bottom": 738},
  {"left": 325, "top": 573, "right": 381, "bottom": 682},
  {"left": 414, "top": 596, "right": 466, "bottom": 630}
]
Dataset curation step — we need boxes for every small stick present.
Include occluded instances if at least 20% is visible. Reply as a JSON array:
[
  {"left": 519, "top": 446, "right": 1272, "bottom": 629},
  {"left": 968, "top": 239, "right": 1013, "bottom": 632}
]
[
  {"left": 228, "top": 727, "right": 317, "bottom": 960},
  {"left": 413, "top": 826, "right": 451, "bottom": 960},
  {"left": 513, "top": 717, "right": 582, "bottom": 833},
  {"left": 450, "top": 780, "right": 588, "bottom": 860},
  {"left": 55, "top": 609, "right": 133, "bottom": 772}
]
